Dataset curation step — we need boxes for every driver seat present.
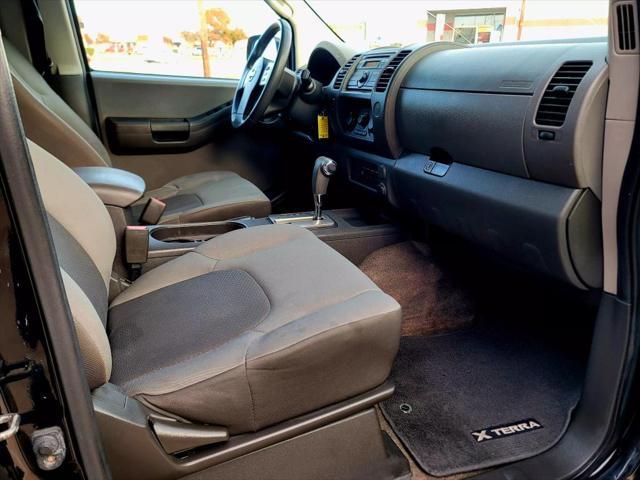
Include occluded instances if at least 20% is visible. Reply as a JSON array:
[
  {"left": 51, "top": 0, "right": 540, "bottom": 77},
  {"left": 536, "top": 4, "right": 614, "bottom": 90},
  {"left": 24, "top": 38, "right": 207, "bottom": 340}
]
[{"left": 4, "top": 38, "right": 271, "bottom": 224}]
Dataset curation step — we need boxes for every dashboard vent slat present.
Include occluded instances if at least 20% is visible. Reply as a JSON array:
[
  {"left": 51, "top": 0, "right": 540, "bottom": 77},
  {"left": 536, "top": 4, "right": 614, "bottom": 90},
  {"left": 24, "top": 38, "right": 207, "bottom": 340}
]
[
  {"left": 375, "top": 49, "right": 412, "bottom": 92},
  {"left": 333, "top": 54, "right": 361, "bottom": 89},
  {"left": 616, "top": 2, "right": 638, "bottom": 52},
  {"left": 535, "top": 61, "right": 592, "bottom": 127}
]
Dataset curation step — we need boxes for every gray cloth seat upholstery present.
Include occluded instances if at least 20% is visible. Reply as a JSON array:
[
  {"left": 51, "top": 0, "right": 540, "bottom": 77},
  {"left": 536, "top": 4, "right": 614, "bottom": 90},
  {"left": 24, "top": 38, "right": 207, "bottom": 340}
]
[
  {"left": 5, "top": 39, "right": 271, "bottom": 223},
  {"left": 134, "top": 171, "right": 271, "bottom": 224},
  {"left": 28, "top": 139, "right": 402, "bottom": 433}
]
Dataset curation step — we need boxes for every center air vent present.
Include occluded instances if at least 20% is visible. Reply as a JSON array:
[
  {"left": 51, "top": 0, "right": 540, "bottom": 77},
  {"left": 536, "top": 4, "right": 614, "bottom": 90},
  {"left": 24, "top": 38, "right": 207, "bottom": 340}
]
[
  {"left": 535, "top": 61, "right": 592, "bottom": 127},
  {"left": 375, "top": 49, "right": 412, "bottom": 92},
  {"left": 333, "top": 54, "right": 361, "bottom": 89}
]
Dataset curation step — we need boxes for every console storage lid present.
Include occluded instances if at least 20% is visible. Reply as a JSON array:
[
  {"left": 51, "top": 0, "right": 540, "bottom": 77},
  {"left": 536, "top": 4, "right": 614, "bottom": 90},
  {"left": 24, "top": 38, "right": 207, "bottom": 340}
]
[{"left": 74, "top": 167, "right": 145, "bottom": 208}]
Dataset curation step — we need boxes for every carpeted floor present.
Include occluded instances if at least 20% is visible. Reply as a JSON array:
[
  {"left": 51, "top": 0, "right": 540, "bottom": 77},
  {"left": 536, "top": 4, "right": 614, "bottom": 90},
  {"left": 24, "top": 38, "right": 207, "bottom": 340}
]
[{"left": 360, "top": 242, "right": 475, "bottom": 337}]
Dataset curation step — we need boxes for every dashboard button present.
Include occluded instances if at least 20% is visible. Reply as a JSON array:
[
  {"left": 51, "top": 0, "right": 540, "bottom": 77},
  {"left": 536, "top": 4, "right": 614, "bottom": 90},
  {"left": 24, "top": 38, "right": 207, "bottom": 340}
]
[
  {"left": 424, "top": 160, "right": 435, "bottom": 173},
  {"left": 431, "top": 162, "right": 450, "bottom": 177},
  {"left": 373, "top": 102, "right": 382, "bottom": 118},
  {"left": 538, "top": 130, "right": 555, "bottom": 141}
]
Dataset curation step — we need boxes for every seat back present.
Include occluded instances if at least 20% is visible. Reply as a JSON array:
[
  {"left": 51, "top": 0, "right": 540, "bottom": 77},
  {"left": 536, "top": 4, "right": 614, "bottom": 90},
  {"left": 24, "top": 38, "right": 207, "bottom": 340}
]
[
  {"left": 28, "top": 139, "right": 115, "bottom": 388},
  {"left": 5, "top": 38, "right": 111, "bottom": 168}
]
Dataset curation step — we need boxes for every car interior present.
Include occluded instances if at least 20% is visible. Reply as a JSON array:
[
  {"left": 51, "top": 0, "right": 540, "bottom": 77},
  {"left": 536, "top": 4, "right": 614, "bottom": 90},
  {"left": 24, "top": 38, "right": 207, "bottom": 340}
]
[{"left": 0, "top": 0, "right": 638, "bottom": 479}]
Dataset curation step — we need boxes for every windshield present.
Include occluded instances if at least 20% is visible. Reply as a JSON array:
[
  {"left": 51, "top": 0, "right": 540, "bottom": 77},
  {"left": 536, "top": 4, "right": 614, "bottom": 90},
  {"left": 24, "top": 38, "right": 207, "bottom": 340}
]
[{"left": 306, "top": 0, "right": 609, "bottom": 50}]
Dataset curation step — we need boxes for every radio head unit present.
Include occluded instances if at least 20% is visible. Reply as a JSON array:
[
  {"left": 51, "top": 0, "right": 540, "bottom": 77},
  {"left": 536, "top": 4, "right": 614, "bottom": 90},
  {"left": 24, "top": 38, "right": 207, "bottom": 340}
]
[
  {"left": 346, "top": 54, "right": 392, "bottom": 91},
  {"left": 327, "top": 45, "right": 421, "bottom": 157}
]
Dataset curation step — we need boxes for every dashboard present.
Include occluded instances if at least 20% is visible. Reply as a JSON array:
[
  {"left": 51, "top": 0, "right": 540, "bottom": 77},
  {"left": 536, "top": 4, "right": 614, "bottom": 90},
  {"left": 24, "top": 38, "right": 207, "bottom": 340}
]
[{"left": 308, "top": 39, "right": 608, "bottom": 290}]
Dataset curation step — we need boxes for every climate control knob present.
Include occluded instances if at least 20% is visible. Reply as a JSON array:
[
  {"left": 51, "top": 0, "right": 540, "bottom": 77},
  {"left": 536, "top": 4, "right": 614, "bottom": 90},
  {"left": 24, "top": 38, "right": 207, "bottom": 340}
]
[{"left": 357, "top": 71, "right": 369, "bottom": 87}]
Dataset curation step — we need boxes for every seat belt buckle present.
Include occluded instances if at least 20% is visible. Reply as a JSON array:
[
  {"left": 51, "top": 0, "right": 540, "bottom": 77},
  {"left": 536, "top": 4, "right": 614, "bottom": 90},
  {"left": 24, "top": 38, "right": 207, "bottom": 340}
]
[
  {"left": 125, "top": 225, "right": 149, "bottom": 265},
  {"left": 139, "top": 197, "right": 166, "bottom": 225}
]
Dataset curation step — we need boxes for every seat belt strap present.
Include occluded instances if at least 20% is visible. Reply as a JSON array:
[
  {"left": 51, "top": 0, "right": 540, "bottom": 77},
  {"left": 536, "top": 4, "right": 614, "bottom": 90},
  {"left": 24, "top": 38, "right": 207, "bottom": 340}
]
[{"left": 22, "top": 0, "right": 56, "bottom": 79}]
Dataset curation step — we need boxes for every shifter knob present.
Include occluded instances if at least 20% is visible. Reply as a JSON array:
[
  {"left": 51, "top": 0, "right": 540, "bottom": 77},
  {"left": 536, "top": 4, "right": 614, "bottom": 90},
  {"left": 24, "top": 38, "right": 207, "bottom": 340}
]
[
  {"left": 312, "top": 157, "right": 337, "bottom": 197},
  {"left": 312, "top": 157, "right": 337, "bottom": 220},
  {"left": 322, "top": 159, "right": 337, "bottom": 176}
]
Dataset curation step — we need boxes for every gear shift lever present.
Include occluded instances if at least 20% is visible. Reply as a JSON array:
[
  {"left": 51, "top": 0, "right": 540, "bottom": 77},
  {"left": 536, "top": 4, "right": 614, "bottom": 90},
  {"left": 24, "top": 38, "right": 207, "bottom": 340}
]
[
  {"left": 268, "top": 156, "right": 338, "bottom": 229},
  {"left": 312, "top": 156, "right": 337, "bottom": 220}
]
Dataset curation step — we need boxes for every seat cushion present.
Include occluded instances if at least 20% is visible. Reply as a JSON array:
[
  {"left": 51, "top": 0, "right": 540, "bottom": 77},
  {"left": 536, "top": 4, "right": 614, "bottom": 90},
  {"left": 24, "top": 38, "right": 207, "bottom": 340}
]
[
  {"left": 108, "top": 225, "right": 401, "bottom": 434},
  {"left": 136, "top": 171, "right": 271, "bottom": 224}
]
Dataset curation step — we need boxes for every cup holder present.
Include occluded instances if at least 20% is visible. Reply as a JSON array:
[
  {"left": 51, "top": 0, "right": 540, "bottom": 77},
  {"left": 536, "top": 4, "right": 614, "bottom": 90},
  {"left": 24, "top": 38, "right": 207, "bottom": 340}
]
[{"left": 150, "top": 221, "right": 244, "bottom": 243}]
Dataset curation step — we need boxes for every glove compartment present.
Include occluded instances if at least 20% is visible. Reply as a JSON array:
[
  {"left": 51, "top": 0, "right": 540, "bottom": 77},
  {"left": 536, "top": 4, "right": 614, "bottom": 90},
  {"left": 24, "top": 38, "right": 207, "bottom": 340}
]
[{"left": 391, "top": 154, "right": 602, "bottom": 289}]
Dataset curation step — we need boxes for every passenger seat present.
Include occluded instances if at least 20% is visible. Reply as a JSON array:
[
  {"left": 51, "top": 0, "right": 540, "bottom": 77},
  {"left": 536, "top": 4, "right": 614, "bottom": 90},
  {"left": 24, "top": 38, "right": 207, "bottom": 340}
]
[
  {"left": 5, "top": 39, "right": 271, "bottom": 224},
  {"left": 27, "top": 138, "right": 402, "bottom": 433}
]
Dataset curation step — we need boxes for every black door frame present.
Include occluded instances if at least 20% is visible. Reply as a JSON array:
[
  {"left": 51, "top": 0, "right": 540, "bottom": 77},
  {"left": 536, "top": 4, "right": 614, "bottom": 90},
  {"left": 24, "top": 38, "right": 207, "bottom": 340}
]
[{"left": 0, "top": 36, "right": 109, "bottom": 479}]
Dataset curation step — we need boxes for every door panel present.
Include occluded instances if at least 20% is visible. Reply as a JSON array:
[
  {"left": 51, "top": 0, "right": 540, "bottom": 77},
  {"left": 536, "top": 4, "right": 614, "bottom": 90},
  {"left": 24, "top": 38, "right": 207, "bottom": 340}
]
[
  {"left": 91, "top": 72, "right": 235, "bottom": 161},
  {"left": 91, "top": 72, "right": 236, "bottom": 119},
  {"left": 89, "top": 71, "right": 283, "bottom": 195}
]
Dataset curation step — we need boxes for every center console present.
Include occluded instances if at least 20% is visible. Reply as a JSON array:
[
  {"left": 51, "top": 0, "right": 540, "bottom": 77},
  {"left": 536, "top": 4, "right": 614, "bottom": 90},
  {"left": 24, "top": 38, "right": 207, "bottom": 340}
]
[
  {"left": 76, "top": 157, "right": 404, "bottom": 288},
  {"left": 135, "top": 155, "right": 403, "bottom": 271},
  {"left": 138, "top": 208, "right": 403, "bottom": 273},
  {"left": 326, "top": 46, "right": 420, "bottom": 158}
]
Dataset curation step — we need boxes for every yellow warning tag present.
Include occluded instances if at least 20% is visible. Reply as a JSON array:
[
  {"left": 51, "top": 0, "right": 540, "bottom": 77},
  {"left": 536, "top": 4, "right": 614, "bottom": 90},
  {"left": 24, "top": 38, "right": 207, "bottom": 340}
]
[{"left": 317, "top": 113, "right": 329, "bottom": 140}]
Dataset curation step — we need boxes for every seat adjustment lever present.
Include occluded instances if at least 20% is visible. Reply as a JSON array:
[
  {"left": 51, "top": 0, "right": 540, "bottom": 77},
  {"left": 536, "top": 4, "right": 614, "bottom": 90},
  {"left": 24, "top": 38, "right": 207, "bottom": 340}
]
[{"left": 151, "top": 418, "right": 229, "bottom": 455}]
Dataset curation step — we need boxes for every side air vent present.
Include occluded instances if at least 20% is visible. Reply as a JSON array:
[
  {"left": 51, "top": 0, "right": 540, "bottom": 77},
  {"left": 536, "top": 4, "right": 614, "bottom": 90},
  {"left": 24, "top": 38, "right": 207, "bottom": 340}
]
[
  {"left": 333, "top": 54, "right": 361, "bottom": 89},
  {"left": 375, "top": 49, "right": 412, "bottom": 92},
  {"left": 615, "top": 2, "right": 638, "bottom": 52},
  {"left": 535, "top": 61, "right": 593, "bottom": 127}
]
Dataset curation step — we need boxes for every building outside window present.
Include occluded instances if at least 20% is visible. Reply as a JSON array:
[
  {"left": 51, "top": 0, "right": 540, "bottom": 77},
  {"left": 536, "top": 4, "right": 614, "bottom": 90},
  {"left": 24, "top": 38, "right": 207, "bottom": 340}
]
[
  {"left": 311, "top": 0, "right": 608, "bottom": 50},
  {"left": 425, "top": 9, "right": 507, "bottom": 44}
]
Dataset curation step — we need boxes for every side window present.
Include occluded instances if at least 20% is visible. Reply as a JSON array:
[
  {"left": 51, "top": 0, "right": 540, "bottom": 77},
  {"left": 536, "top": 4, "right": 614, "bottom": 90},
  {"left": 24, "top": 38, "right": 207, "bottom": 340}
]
[{"left": 74, "top": 1, "right": 279, "bottom": 79}]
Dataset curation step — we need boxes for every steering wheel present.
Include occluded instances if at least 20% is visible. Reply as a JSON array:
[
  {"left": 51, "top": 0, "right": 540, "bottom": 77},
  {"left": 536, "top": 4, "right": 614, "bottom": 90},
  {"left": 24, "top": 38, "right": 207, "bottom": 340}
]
[{"left": 231, "top": 19, "right": 292, "bottom": 128}]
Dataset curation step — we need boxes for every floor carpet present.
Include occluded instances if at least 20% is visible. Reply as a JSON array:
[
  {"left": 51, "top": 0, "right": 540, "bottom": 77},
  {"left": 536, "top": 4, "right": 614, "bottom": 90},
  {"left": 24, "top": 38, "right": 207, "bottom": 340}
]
[{"left": 360, "top": 242, "right": 475, "bottom": 337}]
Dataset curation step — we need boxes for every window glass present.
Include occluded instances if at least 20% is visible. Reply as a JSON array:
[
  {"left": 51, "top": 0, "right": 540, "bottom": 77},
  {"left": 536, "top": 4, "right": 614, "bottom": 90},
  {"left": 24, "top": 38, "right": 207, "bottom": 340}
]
[
  {"left": 74, "top": 0, "right": 279, "bottom": 79},
  {"left": 306, "top": 0, "right": 609, "bottom": 50}
]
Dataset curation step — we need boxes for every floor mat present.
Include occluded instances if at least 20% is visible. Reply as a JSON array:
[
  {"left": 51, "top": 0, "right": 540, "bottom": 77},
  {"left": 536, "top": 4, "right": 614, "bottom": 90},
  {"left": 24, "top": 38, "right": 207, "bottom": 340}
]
[{"left": 381, "top": 324, "right": 584, "bottom": 476}]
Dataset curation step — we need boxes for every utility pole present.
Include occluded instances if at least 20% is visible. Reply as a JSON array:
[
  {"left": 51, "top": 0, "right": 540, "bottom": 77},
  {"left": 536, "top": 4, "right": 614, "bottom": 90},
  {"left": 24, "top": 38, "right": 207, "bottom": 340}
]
[
  {"left": 197, "top": 0, "right": 211, "bottom": 77},
  {"left": 516, "top": 0, "right": 527, "bottom": 41}
]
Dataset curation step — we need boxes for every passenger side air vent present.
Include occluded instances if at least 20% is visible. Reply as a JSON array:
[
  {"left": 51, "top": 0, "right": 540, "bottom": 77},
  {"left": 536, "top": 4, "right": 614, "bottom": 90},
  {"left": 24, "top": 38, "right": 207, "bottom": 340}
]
[
  {"left": 615, "top": 2, "right": 638, "bottom": 52},
  {"left": 375, "top": 49, "right": 412, "bottom": 92},
  {"left": 333, "top": 54, "right": 361, "bottom": 89},
  {"left": 535, "top": 61, "right": 593, "bottom": 127}
]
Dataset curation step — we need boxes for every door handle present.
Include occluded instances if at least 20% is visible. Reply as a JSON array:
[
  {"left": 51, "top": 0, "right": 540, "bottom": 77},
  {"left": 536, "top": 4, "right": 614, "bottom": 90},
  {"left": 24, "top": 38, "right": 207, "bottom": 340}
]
[
  {"left": 105, "top": 103, "right": 231, "bottom": 154},
  {"left": 150, "top": 119, "right": 190, "bottom": 143}
]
